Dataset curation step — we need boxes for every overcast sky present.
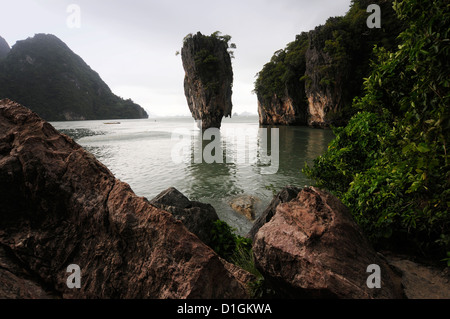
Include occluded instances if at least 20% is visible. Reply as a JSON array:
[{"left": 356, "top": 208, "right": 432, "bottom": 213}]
[{"left": 1, "top": 0, "right": 352, "bottom": 116}]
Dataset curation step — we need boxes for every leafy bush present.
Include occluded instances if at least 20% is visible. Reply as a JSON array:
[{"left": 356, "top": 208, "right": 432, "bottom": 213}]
[
  {"left": 208, "top": 220, "right": 275, "bottom": 297},
  {"left": 303, "top": 111, "right": 391, "bottom": 196},
  {"left": 209, "top": 220, "right": 253, "bottom": 266},
  {"left": 304, "top": 0, "right": 449, "bottom": 260}
]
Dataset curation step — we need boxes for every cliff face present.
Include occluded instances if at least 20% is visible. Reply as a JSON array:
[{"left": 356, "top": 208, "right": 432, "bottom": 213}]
[
  {"left": 255, "top": 0, "right": 404, "bottom": 128},
  {"left": 181, "top": 32, "right": 233, "bottom": 129},
  {"left": 304, "top": 25, "right": 345, "bottom": 128},
  {"left": 256, "top": 33, "right": 310, "bottom": 127},
  {"left": 257, "top": 91, "right": 306, "bottom": 126},
  {"left": 0, "top": 34, "right": 148, "bottom": 121},
  {"left": 0, "top": 99, "right": 251, "bottom": 299},
  {"left": 0, "top": 36, "right": 10, "bottom": 59}
]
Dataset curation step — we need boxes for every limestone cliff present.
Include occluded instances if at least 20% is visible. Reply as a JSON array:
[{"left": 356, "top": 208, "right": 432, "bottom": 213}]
[
  {"left": 257, "top": 84, "right": 309, "bottom": 126},
  {"left": 304, "top": 24, "right": 345, "bottom": 128},
  {"left": 0, "top": 36, "right": 10, "bottom": 59},
  {"left": 255, "top": 0, "right": 404, "bottom": 128},
  {"left": 181, "top": 32, "right": 234, "bottom": 129},
  {"left": 256, "top": 33, "right": 310, "bottom": 126}
]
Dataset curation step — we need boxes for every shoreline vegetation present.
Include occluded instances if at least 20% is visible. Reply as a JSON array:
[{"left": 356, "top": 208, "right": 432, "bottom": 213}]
[{"left": 303, "top": 0, "right": 449, "bottom": 263}]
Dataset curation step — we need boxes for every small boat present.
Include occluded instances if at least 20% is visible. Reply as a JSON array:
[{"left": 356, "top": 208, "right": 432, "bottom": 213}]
[{"left": 103, "top": 121, "right": 121, "bottom": 125}]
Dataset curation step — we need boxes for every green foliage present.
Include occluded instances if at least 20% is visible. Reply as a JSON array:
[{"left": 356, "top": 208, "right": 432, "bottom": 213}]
[
  {"left": 0, "top": 34, "right": 148, "bottom": 121},
  {"left": 208, "top": 220, "right": 274, "bottom": 298},
  {"left": 183, "top": 31, "right": 235, "bottom": 93},
  {"left": 442, "top": 252, "right": 450, "bottom": 267},
  {"left": 209, "top": 220, "right": 253, "bottom": 265},
  {"left": 303, "top": 111, "right": 392, "bottom": 196},
  {"left": 304, "top": 0, "right": 450, "bottom": 260},
  {"left": 210, "top": 220, "right": 239, "bottom": 260}
]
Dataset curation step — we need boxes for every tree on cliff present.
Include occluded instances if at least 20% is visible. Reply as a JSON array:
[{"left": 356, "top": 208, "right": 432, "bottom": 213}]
[{"left": 181, "top": 31, "right": 235, "bottom": 129}]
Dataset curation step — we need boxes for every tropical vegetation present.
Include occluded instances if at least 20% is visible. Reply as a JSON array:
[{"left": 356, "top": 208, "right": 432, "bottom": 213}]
[{"left": 304, "top": 0, "right": 449, "bottom": 261}]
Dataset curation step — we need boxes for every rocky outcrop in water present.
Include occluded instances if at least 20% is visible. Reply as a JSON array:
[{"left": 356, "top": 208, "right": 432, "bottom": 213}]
[
  {"left": 229, "top": 195, "right": 259, "bottom": 221},
  {"left": 181, "top": 32, "right": 234, "bottom": 129},
  {"left": 0, "top": 99, "right": 251, "bottom": 299},
  {"left": 252, "top": 186, "right": 404, "bottom": 299}
]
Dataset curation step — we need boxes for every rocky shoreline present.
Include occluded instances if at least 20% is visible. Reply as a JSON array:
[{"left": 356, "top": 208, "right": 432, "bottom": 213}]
[{"left": 0, "top": 99, "right": 448, "bottom": 299}]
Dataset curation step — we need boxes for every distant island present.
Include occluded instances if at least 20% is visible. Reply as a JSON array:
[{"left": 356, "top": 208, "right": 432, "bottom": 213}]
[{"left": 0, "top": 34, "right": 148, "bottom": 121}]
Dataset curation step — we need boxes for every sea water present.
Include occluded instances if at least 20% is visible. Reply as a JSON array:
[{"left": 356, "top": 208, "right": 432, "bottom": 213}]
[{"left": 51, "top": 116, "right": 334, "bottom": 235}]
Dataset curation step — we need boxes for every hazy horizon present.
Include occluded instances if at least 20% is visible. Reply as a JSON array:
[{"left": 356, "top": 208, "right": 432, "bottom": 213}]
[{"left": 1, "top": 0, "right": 352, "bottom": 117}]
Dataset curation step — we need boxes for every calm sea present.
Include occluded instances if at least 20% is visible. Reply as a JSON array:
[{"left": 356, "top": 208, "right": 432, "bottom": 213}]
[{"left": 51, "top": 116, "right": 334, "bottom": 235}]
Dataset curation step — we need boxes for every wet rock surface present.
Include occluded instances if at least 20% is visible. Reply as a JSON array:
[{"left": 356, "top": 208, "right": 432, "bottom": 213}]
[{"left": 252, "top": 187, "right": 404, "bottom": 299}]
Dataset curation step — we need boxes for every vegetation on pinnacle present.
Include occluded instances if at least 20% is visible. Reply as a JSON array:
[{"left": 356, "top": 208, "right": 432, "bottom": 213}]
[{"left": 181, "top": 31, "right": 235, "bottom": 129}]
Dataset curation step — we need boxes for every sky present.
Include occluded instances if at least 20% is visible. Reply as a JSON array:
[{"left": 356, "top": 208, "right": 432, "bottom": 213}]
[{"left": 1, "top": 0, "right": 352, "bottom": 116}]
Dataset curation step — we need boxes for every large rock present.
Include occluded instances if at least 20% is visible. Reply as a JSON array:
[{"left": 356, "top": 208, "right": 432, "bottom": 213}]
[
  {"left": 253, "top": 187, "right": 404, "bottom": 299},
  {"left": 149, "top": 187, "right": 219, "bottom": 247},
  {"left": 247, "top": 186, "right": 301, "bottom": 239},
  {"left": 181, "top": 32, "right": 233, "bottom": 129},
  {"left": 0, "top": 99, "right": 251, "bottom": 299},
  {"left": 229, "top": 194, "right": 259, "bottom": 221}
]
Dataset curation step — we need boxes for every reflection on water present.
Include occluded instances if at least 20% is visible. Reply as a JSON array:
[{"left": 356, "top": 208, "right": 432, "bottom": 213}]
[
  {"left": 52, "top": 117, "right": 334, "bottom": 235},
  {"left": 187, "top": 133, "right": 243, "bottom": 200}
]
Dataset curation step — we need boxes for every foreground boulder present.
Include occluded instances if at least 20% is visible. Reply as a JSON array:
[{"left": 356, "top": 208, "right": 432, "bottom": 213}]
[
  {"left": 150, "top": 187, "right": 219, "bottom": 247},
  {"left": 0, "top": 99, "right": 251, "bottom": 299},
  {"left": 253, "top": 187, "right": 404, "bottom": 299},
  {"left": 247, "top": 186, "right": 301, "bottom": 239}
]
